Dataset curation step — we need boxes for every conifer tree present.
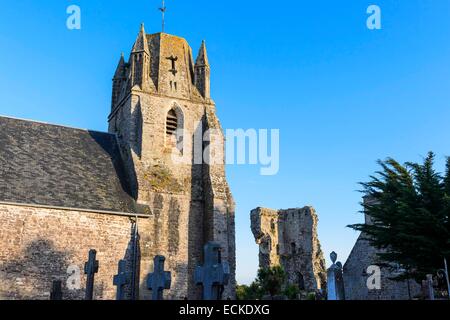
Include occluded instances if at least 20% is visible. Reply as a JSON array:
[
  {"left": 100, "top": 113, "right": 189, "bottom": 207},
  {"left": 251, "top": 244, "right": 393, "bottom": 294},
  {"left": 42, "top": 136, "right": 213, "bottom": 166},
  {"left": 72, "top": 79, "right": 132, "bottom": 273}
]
[{"left": 349, "top": 152, "right": 450, "bottom": 283}]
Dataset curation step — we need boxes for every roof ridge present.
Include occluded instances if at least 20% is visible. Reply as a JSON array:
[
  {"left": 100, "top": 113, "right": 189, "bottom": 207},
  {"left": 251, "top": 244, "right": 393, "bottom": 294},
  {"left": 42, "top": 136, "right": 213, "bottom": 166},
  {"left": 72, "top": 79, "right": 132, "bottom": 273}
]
[
  {"left": 0, "top": 115, "right": 114, "bottom": 136},
  {"left": 146, "top": 32, "right": 187, "bottom": 41}
]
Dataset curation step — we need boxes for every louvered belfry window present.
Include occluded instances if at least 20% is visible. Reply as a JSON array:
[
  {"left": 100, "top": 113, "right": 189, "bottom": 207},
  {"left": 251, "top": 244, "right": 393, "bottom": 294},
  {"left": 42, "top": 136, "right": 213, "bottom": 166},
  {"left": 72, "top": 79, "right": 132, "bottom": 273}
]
[{"left": 166, "top": 109, "right": 178, "bottom": 136}]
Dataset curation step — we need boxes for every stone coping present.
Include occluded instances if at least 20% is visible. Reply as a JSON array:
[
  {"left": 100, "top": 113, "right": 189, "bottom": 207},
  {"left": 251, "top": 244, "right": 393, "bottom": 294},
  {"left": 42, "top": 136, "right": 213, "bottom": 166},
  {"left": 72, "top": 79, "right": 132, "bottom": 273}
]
[{"left": 0, "top": 201, "right": 150, "bottom": 219}]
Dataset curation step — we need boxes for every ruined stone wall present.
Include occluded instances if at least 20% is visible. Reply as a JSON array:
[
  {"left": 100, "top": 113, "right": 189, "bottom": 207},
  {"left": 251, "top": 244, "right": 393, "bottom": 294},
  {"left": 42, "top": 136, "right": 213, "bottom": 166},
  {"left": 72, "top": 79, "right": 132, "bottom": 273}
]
[{"left": 250, "top": 207, "right": 326, "bottom": 291}]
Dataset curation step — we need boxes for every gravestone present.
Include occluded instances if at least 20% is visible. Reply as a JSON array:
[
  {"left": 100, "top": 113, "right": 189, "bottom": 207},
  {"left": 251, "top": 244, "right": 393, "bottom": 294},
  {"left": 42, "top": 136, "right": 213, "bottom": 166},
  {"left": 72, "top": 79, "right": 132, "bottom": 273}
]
[
  {"left": 50, "top": 280, "right": 63, "bottom": 300},
  {"left": 147, "top": 255, "right": 171, "bottom": 300},
  {"left": 327, "top": 251, "right": 345, "bottom": 300},
  {"left": 195, "top": 242, "right": 230, "bottom": 300},
  {"left": 113, "top": 260, "right": 131, "bottom": 300},
  {"left": 84, "top": 249, "right": 99, "bottom": 300},
  {"left": 422, "top": 274, "right": 435, "bottom": 300}
]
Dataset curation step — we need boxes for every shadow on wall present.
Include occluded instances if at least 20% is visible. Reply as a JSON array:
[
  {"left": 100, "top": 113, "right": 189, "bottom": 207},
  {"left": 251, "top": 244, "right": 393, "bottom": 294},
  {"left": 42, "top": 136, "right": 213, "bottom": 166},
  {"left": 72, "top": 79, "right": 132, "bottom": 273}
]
[
  {"left": 122, "top": 220, "right": 141, "bottom": 300},
  {"left": 0, "top": 239, "right": 104, "bottom": 300},
  {"left": 188, "top": 118, "right": 206, "bottom": 300}
]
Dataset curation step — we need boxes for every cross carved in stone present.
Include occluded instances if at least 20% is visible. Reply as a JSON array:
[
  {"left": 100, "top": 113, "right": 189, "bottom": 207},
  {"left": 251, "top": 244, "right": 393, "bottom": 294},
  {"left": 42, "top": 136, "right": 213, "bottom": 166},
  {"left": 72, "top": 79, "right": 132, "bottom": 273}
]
[
  {"left": 166, "top": 55, "right": 178, "bottom": 76},
  {"left": 113, "top": 260, "right": 131, "bottom": 300},
  {"left": 147, "top": 255, "right": 171, "bottom": 300},
  {"left": 195, "top": 242, "right": 230, "bottom": 300},
  {"left": 84, "top": 249, "right": 99, "bottom": 300}
]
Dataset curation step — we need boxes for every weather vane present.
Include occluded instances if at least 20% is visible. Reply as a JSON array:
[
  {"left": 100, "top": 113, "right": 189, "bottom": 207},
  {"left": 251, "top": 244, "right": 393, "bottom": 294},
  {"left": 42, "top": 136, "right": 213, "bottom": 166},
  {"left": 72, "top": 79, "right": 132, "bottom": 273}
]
[{"left": 159, "top": 0, "right": 167, "bottom": 33}]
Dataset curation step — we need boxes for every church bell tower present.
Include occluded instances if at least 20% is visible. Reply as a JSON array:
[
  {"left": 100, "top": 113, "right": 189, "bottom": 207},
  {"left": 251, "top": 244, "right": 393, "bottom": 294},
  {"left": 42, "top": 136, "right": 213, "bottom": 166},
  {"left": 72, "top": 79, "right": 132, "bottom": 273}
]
[{"left": 108, "top": 24, "right": 236, "bottom": 299}]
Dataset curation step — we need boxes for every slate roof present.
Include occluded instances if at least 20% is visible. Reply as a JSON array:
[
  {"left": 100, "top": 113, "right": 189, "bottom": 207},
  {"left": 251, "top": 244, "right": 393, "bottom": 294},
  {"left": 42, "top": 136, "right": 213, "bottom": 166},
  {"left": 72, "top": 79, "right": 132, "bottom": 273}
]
[{"left": 0, "top": 116, "right": 137, "bottom": 213}]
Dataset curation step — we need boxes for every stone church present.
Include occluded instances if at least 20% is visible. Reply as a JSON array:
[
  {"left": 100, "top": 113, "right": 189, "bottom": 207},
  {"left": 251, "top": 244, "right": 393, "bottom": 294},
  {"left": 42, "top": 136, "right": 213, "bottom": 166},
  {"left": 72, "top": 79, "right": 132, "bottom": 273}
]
[
  {"left": 343, "top": 197, "right": 421, "bottom": 300},
  {"left": 0, "top": 24, "right": 236, "bottom": 300}
]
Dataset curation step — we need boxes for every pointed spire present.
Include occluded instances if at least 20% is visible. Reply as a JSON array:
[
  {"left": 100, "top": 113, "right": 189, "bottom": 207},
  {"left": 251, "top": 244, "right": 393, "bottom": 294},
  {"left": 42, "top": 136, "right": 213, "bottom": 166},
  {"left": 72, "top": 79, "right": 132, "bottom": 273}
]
[
  {"left": 194, "top": 40, "right": 211, "bottom": 99},
  {"left": 195, "top": 40, "right": 209, "bottom": 66},
  {"left": 113, "top": 53, "right": 126, "bottom": 79},
  {"left": 132, "top": 23, "right": 149, "bottom": 54}
]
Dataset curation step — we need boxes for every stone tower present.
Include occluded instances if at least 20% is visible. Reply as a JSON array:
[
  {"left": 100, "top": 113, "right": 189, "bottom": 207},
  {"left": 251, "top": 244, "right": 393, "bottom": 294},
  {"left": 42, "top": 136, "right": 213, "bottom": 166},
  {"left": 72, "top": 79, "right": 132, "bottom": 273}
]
[
  {"left": 108, "top": 25, "right": 236, "bottom": 299},
  {"left": 251, "top": 207, "right": 327, "bottom": 292}
]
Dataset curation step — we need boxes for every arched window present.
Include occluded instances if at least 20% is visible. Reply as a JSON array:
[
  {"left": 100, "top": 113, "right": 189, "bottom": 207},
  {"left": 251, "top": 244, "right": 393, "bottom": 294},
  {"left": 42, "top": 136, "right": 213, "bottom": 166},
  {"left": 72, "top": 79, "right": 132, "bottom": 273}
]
[
  {"left": 166, "top": 109, "right": 178, "bottom": 136},
  {"left": 165, "top": 106, "right": 184, "bottom": 153}
]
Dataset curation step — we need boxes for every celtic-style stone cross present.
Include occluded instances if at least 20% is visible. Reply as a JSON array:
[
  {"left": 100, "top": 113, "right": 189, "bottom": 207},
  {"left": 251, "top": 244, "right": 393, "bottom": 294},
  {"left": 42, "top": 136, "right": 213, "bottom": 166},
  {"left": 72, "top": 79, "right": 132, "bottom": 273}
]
[
  {"left": 327, "top": 251, "right": 345, "bottom": 300},
  {"left": 50, "top": 280, "right": 63, "bottom": 300},
  {"left": 147, "top": 255, "right": 171, "bottom": 300},
  {"left": 195, "top": 242, "right": 230, "bottom": 300},
  {"left": 113, "top": 260, "right": 131, "bottom": 300},
  {"left": 84, "top": 249, "right": 99, "bottom": 300}
]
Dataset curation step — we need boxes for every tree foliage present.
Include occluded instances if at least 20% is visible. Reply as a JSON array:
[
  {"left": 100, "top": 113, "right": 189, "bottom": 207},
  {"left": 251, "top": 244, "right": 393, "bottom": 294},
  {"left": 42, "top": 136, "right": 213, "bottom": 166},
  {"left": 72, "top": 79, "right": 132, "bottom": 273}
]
[
  {"left": 236, "top": 266, "right": 324, "bottom": 300},
  {"left": 348, "top": 152, "right": 450, "bottom": 282},
  {"left": 257, "top": 265, "right": 286, "bottom": 297},
  {"left": 283, "top": 284, "right": 300, "bottom": 300},
  {"left": 236, "top": 282, "right": 263, "bottom": 300},
  {"left": 236, "top": 266, "right": 288, "bottom": 300}
]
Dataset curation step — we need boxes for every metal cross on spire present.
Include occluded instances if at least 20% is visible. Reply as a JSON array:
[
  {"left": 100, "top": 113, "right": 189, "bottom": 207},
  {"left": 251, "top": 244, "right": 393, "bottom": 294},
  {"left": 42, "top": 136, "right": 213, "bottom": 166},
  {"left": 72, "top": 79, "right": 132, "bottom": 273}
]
[{"left": 159, "top": 0, "right": 167, "bottom": 33}]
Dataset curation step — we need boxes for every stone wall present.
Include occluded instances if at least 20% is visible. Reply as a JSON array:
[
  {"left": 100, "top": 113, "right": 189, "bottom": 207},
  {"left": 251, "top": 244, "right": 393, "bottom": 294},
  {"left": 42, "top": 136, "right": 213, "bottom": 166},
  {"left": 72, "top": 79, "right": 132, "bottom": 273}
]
[
  {"left": 343, "top": 234, "right": 421, "bottom": 300},
  {"left": 250, "top": 207, "right": 326, "bottom": 291},
  {"left": 343, "top": 197, "right": 421, "bottom": 300},
  {"left": 0, "top": 202, "right": 192, "bottom": 300}
]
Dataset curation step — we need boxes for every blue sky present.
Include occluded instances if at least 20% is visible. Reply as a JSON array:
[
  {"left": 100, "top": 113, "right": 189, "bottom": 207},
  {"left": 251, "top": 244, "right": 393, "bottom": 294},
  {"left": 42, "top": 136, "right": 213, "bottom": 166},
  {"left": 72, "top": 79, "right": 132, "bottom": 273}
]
[{"left": 0, "top": 0, "right": 449, "bottom": 285}]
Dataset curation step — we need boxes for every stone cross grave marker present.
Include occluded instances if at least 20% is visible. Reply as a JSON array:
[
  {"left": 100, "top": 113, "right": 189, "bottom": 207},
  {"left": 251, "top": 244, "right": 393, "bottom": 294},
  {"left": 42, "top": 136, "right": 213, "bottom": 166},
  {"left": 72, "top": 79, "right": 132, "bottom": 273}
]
[
  {"left": 147, "top": 255, "right": 171, "bottom": 300},
  {"left": 327, "top": 251, "right": 345, "bottom": 300},
  {"left": 424, "top": 274, "right": 435, "bottom": 300},
  {"left": 113, "top": 260, "right": 131, "bottom": 300},
  {"left": 84, "top": 249, "right": 99, "bottom": 300},
  {"left": 50, "top": 280, "right": 63, "bottom": 300},
  {"left": 195, "top": 242, "right": 230, "bottom": 300}
]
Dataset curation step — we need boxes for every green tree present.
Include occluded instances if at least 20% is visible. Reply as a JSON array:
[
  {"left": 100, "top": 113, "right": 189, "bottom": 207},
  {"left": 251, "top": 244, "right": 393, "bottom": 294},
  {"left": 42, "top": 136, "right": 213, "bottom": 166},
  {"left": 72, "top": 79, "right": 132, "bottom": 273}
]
[
  {"left": 283, "top": 284, "right": 300, "bottom": 300},
  {"left": 257, "top": 266, "right": 286, "bottom": 297},
  {"left": 348, "top": 152, "right": 450, "bottom": 283},
  {"left": 236, "top": 284, "right": 249, "bottom": 300},
  {"left": 236, "top": 282, "right": 263, "bottom": 300}
]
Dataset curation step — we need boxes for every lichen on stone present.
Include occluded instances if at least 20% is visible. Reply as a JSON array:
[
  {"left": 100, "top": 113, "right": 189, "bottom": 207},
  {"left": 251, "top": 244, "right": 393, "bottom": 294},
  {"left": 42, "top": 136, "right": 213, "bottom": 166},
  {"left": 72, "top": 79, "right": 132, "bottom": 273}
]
[{"left": 144, "top": 164, "right": 184, "bottom": 194}]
